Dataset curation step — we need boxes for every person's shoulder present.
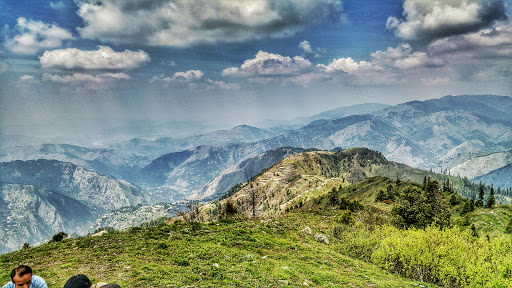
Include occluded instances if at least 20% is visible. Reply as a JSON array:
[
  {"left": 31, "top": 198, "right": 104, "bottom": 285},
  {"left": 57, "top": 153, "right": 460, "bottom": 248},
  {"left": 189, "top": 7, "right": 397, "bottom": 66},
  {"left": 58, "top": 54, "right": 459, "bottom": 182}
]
[
  {"left": 31, "top": 275, "right": 48, "bottom": 287},
  {"left": 2, "top": 281, "right": 14, "bottom": 288}
]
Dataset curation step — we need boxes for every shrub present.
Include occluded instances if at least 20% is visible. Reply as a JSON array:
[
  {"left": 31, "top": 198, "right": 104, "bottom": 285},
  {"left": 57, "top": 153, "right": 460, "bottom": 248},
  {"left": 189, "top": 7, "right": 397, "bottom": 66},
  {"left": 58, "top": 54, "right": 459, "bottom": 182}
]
[{"left": 49, "top": 232, "right": 68, "bottom": 243}]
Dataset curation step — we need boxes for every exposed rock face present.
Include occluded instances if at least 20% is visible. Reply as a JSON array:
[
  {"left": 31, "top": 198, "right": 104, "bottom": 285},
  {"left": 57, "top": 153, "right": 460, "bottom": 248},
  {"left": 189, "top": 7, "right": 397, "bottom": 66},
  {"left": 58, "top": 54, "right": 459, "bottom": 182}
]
[{"left": 0, "top": 159, "right": 146, "bottom": 254}]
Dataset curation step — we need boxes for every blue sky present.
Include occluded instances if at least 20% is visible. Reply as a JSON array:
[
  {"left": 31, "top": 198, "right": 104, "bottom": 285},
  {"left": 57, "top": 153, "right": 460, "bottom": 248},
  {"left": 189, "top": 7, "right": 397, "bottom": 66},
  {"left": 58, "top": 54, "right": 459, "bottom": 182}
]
[{"left": 1, "top": 0, "right": 511, "bottom": 144}]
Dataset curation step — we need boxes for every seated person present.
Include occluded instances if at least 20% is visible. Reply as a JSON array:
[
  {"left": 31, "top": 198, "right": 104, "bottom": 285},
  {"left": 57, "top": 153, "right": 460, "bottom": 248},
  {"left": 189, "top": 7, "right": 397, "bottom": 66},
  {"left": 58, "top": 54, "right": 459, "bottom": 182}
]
[
  {"left": 63, "top": 275, "right": 120, "bottom": 288},
  {"left": 2, "top": 265, "right": 48, "bottom": 288}
]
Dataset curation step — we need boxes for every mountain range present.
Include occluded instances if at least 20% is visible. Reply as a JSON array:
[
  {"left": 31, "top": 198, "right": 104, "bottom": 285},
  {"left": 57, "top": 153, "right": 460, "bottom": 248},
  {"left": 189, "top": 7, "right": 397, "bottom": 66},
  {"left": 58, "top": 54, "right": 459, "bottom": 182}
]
[
  {"left": 0, "top": 159, "right": 146, "bottom": 254},
  {"left": 1, "top": 94, "right": 511, "bottom": 253}
]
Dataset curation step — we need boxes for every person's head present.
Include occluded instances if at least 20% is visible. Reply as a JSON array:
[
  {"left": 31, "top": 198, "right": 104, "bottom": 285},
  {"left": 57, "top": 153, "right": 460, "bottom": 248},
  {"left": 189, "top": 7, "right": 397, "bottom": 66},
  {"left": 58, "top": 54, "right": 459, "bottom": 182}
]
[
  {"left": 10, "top": 265, "right": 33, "bottom": 288},
  {"left": 63, "top": 274, "right": 92, "bottom": 288}
]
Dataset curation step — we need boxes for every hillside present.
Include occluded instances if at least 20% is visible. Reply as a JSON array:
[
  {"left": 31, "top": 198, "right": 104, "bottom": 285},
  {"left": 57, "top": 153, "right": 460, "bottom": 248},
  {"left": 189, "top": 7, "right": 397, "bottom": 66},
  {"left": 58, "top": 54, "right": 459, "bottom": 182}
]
[
  {"left": 0, "top": 160, "right": 146, "bottom": 254},
  {"left": 449, "top": 150, "right": 512, "bottom": 183},
  {"left": 474, "top": 164, "right": 512, "bottom": 190},
  {"left": 198, "top": 148, "right": 472, "bottom": 222},
  {"left": 0, "top": 211, "right": 434, "bottom": 288},
  {"left": 188, "top": 147, "right": 306, "bottom": 201}
]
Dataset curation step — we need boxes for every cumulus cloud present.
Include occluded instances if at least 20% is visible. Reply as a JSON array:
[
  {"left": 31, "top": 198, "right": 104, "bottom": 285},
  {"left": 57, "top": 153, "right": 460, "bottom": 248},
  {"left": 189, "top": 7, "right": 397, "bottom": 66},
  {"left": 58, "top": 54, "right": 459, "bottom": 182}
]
[
  {"left": 371, "top": 43, "right": 443, "bottom": 69},
  {"left": 5, "top": 17, "right": 73, "bottom": 54},
  {"left": 222, "top": 50, "right": 312, "bottom": 78},
  {"left": 317, "top": 57, "right": 371, "bottom": 73},
  {"left": 387, "top": 0, "right": 507, "bottom": 40},
  {"left": 43, "top": 72, "right": 131, "bottom": 83},
  {"left": 76, "top": 0, "right": 342, "bottom": 46},
  {"left": 298, "top": 40, "right": 326, "bottom": 58},
  {"left": 150, "top": 70, "right": 203, "bottom": 86},
  {"left": 164, "top": 70, "right": 204, "bottom": 82},
  {"left": 40, "top": 46, "right": 150, "bottom": 70}
]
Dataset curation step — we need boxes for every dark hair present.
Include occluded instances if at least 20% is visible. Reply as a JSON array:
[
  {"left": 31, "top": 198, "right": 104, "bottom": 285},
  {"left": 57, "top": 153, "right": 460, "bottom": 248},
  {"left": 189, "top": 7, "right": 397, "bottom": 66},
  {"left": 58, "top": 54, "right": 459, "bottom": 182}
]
[
  {"left": 63, "top": 274, "right": 92, "bottom": 288},
  {"left": 10, "top": 265, "right": 32, "bottom": 281}
]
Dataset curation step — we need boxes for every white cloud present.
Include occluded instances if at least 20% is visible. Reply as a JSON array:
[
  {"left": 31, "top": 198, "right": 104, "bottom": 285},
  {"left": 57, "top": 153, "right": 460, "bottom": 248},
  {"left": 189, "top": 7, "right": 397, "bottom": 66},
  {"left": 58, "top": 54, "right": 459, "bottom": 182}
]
[
  {"left": 49, "top": 1, "right": 66, "bottom": 10},
  {"left": 299, "top": 40, "right": 326, "bottom": 58},
  {"left": 40, "top": 46, "right": 150, "bottom": 70},
  {"left": 43, "top": 72, "right": 131, "bottom": 84},
  {"left": 222, "top": 50, "right": 312, "bottom": 78},
  {"left": 76, "top": 0, "right": 342, "bottom": 46},
  {"left": 317, "top": 57, "right": 371, "bottom": 73},
  {"left": 299, "top": 40, "right": 313, "bottom": 53},
  {"left": 163, "top": 70, "right": 204, "bottom": 82},
  {"left": 371, "top": 43, "right": 443, "bottom": 69},
  {"left": 20, "top": 75, "right": 34, "bottom": 80},
  {"left": 5, "top": 17, "right": 73, "bottom": 55},
  {"left": 387, "top": 0, "right": 507, "bottom": 40}
]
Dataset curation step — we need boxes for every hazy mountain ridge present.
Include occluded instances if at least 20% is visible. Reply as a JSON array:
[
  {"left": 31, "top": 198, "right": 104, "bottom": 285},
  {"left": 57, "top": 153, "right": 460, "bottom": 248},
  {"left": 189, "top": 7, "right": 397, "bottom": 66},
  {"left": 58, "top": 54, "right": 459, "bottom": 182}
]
[
  {"left": 1, "top": 95, "right": 511, "bottom": 205},
  {"left": 474, "top": 164, "right": 512, "bottom": 189},
  {"left": 0, "top": 159, "right": 147, "bottom": 254},
  {"left": 0, "top": 144, "right": 151, "bottom": 181},
  {"left": 113, "top": 125, "right": 277, "bottom": 158},
  {"left": 450, "top": 150, "right": 512, "bottom": 180}
]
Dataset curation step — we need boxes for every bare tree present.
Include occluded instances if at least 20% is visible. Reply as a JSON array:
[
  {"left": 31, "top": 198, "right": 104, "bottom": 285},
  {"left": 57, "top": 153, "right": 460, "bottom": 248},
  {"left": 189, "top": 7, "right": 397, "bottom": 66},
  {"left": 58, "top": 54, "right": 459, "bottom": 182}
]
[{"left": 177, "top": 200, "right": 200, "bottom": 223}]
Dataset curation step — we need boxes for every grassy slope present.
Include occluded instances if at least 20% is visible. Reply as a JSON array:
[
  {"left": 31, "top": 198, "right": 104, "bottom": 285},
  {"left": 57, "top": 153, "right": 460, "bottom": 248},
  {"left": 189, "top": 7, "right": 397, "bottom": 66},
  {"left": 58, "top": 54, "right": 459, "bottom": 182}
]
[
  {"left": 199, "top": 148, "right": 473, "bottom": 222},
  {"left": 0, "top": 211, "right": 432, "bottom": 288}
]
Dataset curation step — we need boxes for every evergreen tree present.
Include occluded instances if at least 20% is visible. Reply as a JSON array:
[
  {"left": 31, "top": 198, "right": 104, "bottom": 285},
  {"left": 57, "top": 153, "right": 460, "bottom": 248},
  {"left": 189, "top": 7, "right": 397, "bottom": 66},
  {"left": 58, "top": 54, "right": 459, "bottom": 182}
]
[
  {"left": 486, "top": 185, "right": 495, "bottom": 208},
  {"left": 476, "top": 183, "right": 485, "bottom": 207}
]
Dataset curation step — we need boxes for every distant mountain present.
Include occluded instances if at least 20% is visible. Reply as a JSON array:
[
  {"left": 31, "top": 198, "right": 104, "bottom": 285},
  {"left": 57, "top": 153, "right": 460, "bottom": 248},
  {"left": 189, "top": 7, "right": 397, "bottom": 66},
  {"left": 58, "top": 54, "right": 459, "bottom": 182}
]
[
  {"left": 254, "top": 102, "right": 390, "bottom": 129},
  {"left": 135, "top": 95, "right": 512, "bottom": 202},
  {"left": 188, "top": 147, "right": 306, "bottom": 201},
  {"left": 0, "top": 159, "right": 146, "bottom": 254},
  {"left": 0, "top": 144, "right": 151, "bottom": 181},
  {"left": 449, "top": 150, "right": 512, "bottom": 179},
  {"left": 138, "top": 143, "right": 271, "bottom": 202},
  {"left": 267, "top": 95, "right": 512, "bottom": 169},
  {"left": 114, "top": 125, "right": 277, "bottom": 158},
  {"left": 474, "top": 164, "right": 512, "bottom": 189},
  {"left": 307, "top": 103, "right": 390, "bottom": 122}
]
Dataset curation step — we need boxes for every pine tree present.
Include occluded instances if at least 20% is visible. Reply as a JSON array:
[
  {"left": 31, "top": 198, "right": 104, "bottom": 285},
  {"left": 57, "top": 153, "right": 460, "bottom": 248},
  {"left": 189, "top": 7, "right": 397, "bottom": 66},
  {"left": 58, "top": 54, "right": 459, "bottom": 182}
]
[
  {"left": 476, "top": 183, "right": 485, "bottom": 207},
  {"left": 486, "top": 185, "right": 495, "bottom": 208}
]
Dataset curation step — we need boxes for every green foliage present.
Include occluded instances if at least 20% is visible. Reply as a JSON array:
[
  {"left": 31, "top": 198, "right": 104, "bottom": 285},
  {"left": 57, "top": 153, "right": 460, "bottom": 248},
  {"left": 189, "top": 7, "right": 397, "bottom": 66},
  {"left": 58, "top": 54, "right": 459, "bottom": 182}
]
[
  {"left": 49, "top": 232, "right": 68, "bottom": 243},
  {"left": 21, "top": 243, "right": 30, "bottom": 250},
  {"left": 336, "top": 223, "right": 512, "bottom": 287},
  {"left": 486, "top": 194, "right": 495, "bottom": 208},
  {"left": 0, "top": 211, "right": 428, "bottom": 288},
  {"left": 338, "top": 195, "right": 363, "bottom": 212},
  {"left": 391, "top": 181, "right": 451, "bottom": 229},
  {"left": 505, "top": 219, "right": 512, "bottom": 234}
]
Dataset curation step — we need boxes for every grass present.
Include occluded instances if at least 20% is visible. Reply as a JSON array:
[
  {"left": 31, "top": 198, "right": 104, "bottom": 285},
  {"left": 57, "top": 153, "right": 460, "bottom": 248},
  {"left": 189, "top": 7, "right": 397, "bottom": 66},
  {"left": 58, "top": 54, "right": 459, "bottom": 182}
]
[{"left": 0, "top": 211, "right": 433, "bottom": 288}]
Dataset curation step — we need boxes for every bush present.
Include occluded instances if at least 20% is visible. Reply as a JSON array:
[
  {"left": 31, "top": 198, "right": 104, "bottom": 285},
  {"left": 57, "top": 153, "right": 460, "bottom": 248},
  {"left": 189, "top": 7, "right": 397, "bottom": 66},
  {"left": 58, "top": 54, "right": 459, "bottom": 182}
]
[{"left": 49, "top": 232, "right": 68, "bottom": 243}]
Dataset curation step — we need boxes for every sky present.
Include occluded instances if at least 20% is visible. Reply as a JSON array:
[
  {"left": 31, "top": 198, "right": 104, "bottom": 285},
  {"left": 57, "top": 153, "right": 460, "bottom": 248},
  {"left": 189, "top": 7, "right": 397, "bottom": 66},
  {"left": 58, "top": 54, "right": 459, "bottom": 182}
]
[{"left": 0, "top": 0, "right": 511, "bottom": 144}]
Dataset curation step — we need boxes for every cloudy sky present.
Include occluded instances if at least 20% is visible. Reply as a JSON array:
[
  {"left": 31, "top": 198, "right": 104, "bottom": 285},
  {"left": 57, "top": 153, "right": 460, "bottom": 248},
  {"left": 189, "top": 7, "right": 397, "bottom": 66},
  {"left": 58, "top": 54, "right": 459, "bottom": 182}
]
[{"left": 1, "top": 0, "right": 511, "bottom": 144}]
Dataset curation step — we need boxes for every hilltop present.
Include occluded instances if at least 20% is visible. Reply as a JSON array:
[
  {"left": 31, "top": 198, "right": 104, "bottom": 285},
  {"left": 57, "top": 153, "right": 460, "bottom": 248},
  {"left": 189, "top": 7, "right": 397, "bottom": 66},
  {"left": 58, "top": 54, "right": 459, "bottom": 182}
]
[{"left": 198, "top": 147, "right": 478, "bottom": 221}]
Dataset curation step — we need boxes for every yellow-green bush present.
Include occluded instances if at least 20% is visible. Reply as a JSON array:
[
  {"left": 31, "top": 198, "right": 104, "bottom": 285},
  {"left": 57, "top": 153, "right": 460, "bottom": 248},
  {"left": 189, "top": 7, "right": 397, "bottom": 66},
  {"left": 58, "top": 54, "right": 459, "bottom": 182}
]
[{"left": 334, "top": 223, "right": 512, "bottom": 287}]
